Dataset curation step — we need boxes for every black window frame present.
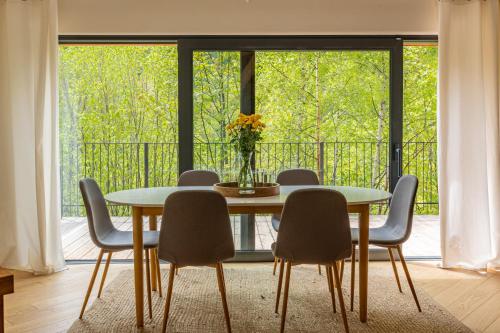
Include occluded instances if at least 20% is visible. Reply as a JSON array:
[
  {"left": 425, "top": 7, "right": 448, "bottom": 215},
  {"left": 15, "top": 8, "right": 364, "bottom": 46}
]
[{"left": 58, "top": 34, "right": 439, "bottom": 260}]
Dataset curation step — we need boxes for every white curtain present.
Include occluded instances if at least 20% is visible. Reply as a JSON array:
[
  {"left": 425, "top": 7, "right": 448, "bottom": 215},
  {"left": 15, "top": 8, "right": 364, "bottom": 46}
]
[
  {"left": 439, "top": 0, "right": 500, "bottom": 269},
  {"left": 0, "top": 0, "right": 65, "bottom": 273}
]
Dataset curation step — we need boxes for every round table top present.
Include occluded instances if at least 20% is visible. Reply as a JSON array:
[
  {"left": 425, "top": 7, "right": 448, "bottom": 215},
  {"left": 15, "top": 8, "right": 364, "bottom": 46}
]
[{"left": 105, "top": 185, "right": 392, "bottom": 208}]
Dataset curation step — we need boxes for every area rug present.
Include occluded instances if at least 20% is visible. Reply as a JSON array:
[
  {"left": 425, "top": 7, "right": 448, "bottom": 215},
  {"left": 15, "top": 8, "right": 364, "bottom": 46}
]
[{"left": 68, "top": 265, "right": 471, "bottom": 332}]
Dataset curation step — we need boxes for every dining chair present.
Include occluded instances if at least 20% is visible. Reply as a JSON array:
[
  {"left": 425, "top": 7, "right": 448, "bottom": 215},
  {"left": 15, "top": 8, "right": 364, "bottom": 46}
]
[
  {"left": 177, "top": 169, "right": 221, "bottom": 186},
  {"left": 174, "top": 169, "right": 221, "bottom": 276},
  {"left": 78, "top": 178, "right": 161, "bottom": 320},
  {"left": 158, "top": 190, "right": 235, "bottom": 333},
  {"left": 272, "top": 168, "right": 323, "bottom": 276},
  {"left": 273, "top": 189, "right": 352, "bottom": 333},
  {"left": 349, "top": 175, "right": 421, "bottom": 312}
]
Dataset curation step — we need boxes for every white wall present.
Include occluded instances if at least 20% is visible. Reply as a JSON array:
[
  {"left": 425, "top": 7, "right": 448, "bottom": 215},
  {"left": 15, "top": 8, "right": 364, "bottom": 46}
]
[{"left": 58, "top": 0, "right": 438, "bottom": 35}]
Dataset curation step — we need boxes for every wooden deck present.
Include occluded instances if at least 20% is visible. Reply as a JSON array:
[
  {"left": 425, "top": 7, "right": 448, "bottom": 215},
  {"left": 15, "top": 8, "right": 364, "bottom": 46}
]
[{"left": 62, "top": 215, "right": 440, "bottom": 260}]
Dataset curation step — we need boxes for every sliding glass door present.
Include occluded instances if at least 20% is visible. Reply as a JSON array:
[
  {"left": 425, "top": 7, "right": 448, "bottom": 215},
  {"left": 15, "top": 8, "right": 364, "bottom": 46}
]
[{"left": 179, "top": 38, "right": 402, "bottom": 259}]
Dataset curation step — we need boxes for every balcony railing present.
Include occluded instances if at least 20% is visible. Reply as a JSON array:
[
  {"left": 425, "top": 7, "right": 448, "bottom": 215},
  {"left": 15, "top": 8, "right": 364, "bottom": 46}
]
[{"left": 60, "top": 141, "right": 438, "bottom": 216}]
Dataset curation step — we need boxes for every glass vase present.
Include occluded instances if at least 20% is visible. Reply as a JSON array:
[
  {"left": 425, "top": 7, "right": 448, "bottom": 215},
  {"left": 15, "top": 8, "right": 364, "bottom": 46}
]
[{"left": 237, "top": 151, "right": 255, "bottom": 194}]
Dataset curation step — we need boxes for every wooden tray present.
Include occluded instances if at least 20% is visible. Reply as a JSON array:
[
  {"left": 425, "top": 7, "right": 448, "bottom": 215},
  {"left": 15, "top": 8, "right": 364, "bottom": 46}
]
[{"left": 214, "top": 182, "right": 280, "bottom": 198}]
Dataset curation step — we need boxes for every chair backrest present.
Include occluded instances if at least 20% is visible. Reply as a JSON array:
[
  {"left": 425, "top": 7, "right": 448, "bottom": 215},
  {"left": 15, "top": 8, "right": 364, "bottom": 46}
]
[
  {"left": 276, "top": 168, "right": 320, "bottom": 185},
  {"left": 274, "top": 189, "right": 352, "bottom": 264},
  {"left": 158, "top": 190, "right": 235, "bottom": 266},
  {"left": 177, "top": 170, "right": 221, "bottom": 186},
  {"left": 384, "top": 175, "right": 419, "bottom": 243},
  {"left": 274, "top": 169, "right": 320, "bottom": 221},
  {"left": 79, "top": 178, "right": 116, "bottom": 249}
]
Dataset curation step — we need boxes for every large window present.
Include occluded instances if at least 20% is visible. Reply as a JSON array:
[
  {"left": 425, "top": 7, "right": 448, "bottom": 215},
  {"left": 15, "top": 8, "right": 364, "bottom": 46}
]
[{"left": 59, "top": 37, "right": 438, "bottom": 260}]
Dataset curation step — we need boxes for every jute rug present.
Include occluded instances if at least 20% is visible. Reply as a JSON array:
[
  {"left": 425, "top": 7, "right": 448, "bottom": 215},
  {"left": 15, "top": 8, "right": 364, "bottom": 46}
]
[{"left": 69, "top": 265, "right": 471, "bottom": 332}]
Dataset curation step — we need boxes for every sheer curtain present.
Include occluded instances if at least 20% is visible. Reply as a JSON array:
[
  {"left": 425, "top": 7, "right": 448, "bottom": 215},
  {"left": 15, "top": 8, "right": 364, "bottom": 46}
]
[
  {"left": 0, "top": 0, "right": 65, "bottom": 273},
  {"left": 439, "top": 0, "right": 500, "bottom": 269}
]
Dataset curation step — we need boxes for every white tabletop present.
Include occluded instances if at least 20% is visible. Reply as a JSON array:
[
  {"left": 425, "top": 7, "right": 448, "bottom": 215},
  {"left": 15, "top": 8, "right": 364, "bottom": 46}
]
[{"left": 105, "top": 185, "right": 391, "bottom": 207}]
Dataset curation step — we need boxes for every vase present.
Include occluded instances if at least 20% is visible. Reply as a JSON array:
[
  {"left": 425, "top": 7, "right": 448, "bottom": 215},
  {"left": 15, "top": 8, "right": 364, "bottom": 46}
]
[{"left": 236, "top": 151, "right": 255, "bottom": 194}]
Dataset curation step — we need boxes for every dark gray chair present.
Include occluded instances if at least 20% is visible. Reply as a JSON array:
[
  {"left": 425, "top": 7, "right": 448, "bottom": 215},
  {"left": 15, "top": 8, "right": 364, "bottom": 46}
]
[
  {"left": 78, "top": 178, "right": 160, "bottom": 320},
  {"left": 272, "top": 189, "right": 351, "bottom": 333},
  {"left": 177, "top": 169, "right": 220, "bottom": 186},
  {"left": 158, "top": 190, "right": 235, "bottom": 333},
  {"left": 174, "top": 169, "right": 221, "bottom": 276},
  {"left": 350, "top": 175, "right": 421, "bottom": 312},
  {"left": 272, "top": 169, "right": 321, "bottom": 275}
]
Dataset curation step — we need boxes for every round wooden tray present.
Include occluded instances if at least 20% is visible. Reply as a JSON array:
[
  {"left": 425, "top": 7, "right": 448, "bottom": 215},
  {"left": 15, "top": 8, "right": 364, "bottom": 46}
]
[{"left": 213, "top": 182, "right": 280, "bottom": 198}]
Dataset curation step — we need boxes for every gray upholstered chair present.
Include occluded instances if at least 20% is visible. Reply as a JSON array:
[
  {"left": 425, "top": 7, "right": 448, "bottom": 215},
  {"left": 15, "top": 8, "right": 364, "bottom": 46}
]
[
  {"left": 272, "top": 189, "right": 351, "bottom": 333},
  {"left": 78, "top": 178, "right": 161, "bottom": 320},
  {"left": 177, "top": 169, "right": 220, "bottom": 186},
  {"left": 350, "top": 175, "right": 421, "bottom": 312},
  {"left": 158, "top": 190, "right": 235, "bottom": 333},
  {"left": 174, "top": 169, "right": 221, "bottom": 276},
  {"left": 272, "top": 169, "right": 321, "bottom": 275}
]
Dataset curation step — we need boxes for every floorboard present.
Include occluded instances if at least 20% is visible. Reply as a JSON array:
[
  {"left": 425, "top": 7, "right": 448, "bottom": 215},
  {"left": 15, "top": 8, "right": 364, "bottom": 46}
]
[{"left": 2, "top": 262, "right": 499, "bottom": 333}]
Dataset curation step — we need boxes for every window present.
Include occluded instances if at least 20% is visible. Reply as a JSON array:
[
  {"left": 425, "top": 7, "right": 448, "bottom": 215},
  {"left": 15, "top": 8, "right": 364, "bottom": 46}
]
[{"left": 59, "top": 37, "right": 439, "bottom": 260}]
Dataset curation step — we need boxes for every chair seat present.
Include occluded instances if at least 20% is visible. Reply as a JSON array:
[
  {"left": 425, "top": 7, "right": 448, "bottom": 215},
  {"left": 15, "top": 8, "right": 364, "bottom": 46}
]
[
  {"left": 100, "top": 230, "right": 160, "bottom": 251},
  {"left": 350, "top": 227, "right": 403, "bottom": 246}
]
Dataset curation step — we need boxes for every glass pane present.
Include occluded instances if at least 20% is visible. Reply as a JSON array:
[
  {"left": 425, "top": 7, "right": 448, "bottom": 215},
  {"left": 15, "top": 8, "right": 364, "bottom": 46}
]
[
  {"left": 256, "top": 50, "right": 390, "bottom": 195},
  {"left": 193, "top": 51, "right": 240, "bottom": 180},
  {"left": 403, "top": 43, "right": 439, "bottom": 257},
  {"left": 59, "top": 44, "right": 178, "bottom": 259},
  {"left": 193, "top": 51, "right": 255, "bottom": 251},
  {"left": 254, "top": 50, "right": 391, "bottom": 252}
]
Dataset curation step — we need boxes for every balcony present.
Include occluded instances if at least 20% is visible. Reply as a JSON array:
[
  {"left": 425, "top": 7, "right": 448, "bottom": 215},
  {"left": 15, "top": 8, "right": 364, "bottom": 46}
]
[{"left": 60, "top": 140, "right": 439, "bottom": 259}]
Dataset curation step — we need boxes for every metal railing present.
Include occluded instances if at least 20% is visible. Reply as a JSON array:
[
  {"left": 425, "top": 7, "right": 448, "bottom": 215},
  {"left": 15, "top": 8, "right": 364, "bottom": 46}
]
[{"left": 60, "top": 141, "right": 438, "bottom": 216}]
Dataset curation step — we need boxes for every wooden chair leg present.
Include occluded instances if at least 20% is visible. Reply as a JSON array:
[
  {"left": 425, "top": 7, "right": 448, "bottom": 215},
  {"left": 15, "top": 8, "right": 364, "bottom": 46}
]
[
  {"left": 326, "top": 264, "right": 336, "bottom": 313},
  {"left": 273, "top": 257, "right": 279, "bottom": 276},
  {"left": 333, "top": 262, "right": 349, "bottom": 333},
  {"left": 220, "top": 262, "right": 227, "bottom": 293},
  {"left": 387, "top": 247, "right": 403, "bottom": 293},
  {"left": 326, "top": 265, "right": 331, "bottom": 292},
  {"left": 97, "top": 252, "right": 112, "bottom": 298},
  {"left": 280, "top": 261, "right": 292, "bottom": 333},
  {"left": 216, "top": 263, "right": 232, "bottom": 333},
  {"left": 350, "top": 245, "right": 356, "bottom": 312},
  {"left": 155, "top": 249, "right": 163, "bottom": 297},
  {"left": 275, "top": 258, "right": 285, "bottom": 313},
  {"left": 318, "top": 264, "right": 322, "bottom": 275},
  {"left": 145, "top": 250, "right": 153, "bottom": 319},
  {"left": 339, "top": 259, "right": 345, "bottom": 285},
  {"left": 396, "top": 245, "right": 422, "bottom": 312},
  {"left": 79, "top": 249, "right": 105, "bottom": 319},
  {"left": 162, "top": 264, "right": 176, "bottom": 333}
]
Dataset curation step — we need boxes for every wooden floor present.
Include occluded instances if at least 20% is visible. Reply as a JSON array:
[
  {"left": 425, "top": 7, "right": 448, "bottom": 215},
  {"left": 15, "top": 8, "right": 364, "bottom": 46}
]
[
  {"left": 62, "top": 215, "right": 440, "bottom": 260},
  {"left": 2, "top": 262, "right": 500, "bottom": 333}
]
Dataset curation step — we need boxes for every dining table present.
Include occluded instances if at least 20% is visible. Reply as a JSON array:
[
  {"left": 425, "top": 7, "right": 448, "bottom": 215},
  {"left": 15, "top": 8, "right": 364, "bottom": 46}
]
[{"left": 105, "top": 185, "right": 392, "bottom": 328}]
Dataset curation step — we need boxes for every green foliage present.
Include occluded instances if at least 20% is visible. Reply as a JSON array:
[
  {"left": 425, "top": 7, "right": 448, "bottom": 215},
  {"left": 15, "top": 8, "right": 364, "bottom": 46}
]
[{"left": 59, "top": 44, "right": 438, "bottom": 216}]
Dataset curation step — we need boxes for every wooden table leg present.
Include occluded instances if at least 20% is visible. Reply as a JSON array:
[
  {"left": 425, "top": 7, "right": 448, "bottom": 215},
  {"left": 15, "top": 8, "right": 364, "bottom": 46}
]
[
  {"left": 149, "top": 215, "right": 158, "bottom": 291},
  {"left": 1, "top": 296, "right": 4, "bottom": 333},
  {"left": 358, "top": 204, "right": 370, "bottom": 322},
  {"left": 132, "top": 206, "right": 144, "bottom": 328}
]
